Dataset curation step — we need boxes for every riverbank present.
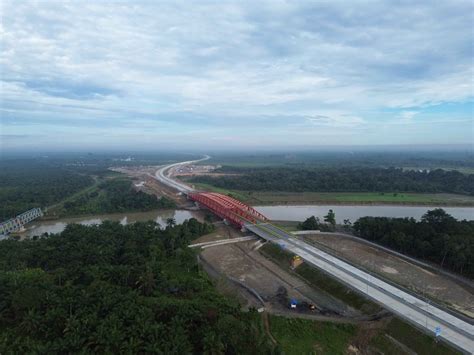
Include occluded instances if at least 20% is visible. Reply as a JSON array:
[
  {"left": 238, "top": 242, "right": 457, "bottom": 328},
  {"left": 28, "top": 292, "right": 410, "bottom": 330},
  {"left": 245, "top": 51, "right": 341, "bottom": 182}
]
[
  {"left": 17, "top": 209, "right": 203, "bottom": 238},
  {"left": 255, "top": 205, "right": 474, "bottom": 223},
  {"left": 189, "top": 183, "right": 474, "bottom": 207}
]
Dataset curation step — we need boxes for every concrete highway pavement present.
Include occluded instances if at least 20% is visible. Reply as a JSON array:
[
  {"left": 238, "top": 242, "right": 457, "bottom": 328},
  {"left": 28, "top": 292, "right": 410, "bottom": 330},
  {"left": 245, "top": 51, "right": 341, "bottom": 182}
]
[
  {"left": 247, "top": 223, "right": 474, "bottom": 354},
  {"left": 155, "top": 155, "right": 209, "bottom": 193},
  {"left": 153, "top": 157, "right": 474, "bottom": 354}
]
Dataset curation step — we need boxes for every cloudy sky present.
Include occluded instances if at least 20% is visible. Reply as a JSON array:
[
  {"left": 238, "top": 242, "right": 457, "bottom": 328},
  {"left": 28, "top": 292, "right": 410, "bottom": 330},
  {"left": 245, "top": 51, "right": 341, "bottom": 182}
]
[{"left": 1, "top": 1, "right": 473, "bottom": 151}]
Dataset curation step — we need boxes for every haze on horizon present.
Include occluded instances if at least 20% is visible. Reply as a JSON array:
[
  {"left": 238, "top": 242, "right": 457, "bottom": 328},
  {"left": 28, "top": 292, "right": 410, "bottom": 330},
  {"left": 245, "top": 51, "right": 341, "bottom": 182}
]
[{"left": 1, "top": 1, "right": 473, "bottom": 152}]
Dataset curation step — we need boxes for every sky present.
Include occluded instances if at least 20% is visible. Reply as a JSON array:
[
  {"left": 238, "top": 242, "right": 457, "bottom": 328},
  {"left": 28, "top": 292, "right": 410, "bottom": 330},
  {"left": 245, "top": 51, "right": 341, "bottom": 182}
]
[{"left": 1, "top": 0, "right": 473, "bottom": 152}]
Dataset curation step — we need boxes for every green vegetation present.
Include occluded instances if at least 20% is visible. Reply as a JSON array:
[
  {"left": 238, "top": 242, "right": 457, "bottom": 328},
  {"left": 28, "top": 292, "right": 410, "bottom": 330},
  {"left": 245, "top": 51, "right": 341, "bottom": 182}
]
[
  {"left": 48, "top": 177, "right": 175, "bottom": 217},
  {"left": 353, "top": 209, "right": 474, "bottom": 278},
  {"left": 0, "top": 161, "right": 94, "bottom": 220},
  {"left": 297, "top": 214, "right": 351, "bottom": 232},
  {"left": 260, "top": 243, "right": 458, "bottom": 354},
  {"left": 269, "top": 316, "right": 356, "bottom": 354},
  {"left": 0, "top": 153, "right": 200, "bottom": 220},
  {"left": 260, "top": 243, "right": 380, "bottom": 314},
  {"left": 324, "top": 209, "right": 336, "bottom": 227},
  {"left": 299, "top": 216, "right": 322, "bottom": 230},
  {"left": 371, "top": 318, "right": 459, "bottom": 355},
  {"left": 204, "top": 151, "right": 474, "bottom": 171},
  {"left": 187, "top": 187, "right": 474, "bottom": 206},
  {"left": 0, "top": 219, "right": 278, "bottom": 353},
  {"left": 190, "top": 166, "right": 474, "bottom": 196},
  {"left": 185, "top": 182, "right": 252, "bottom": 202}
]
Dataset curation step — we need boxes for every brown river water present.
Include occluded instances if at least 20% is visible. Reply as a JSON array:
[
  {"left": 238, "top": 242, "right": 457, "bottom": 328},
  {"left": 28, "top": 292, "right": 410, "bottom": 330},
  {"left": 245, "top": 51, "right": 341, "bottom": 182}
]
[
  {"left": 16, "top": 205, "right": 473, "bottom": 238},
  {"left": 18, "top": 209, "right": 200, "bottom": 238}
]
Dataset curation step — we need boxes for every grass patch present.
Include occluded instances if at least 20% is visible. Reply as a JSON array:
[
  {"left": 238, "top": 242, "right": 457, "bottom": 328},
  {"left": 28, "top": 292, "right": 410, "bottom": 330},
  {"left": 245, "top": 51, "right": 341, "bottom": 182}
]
[
  {"left": 260, "top": 243, "right": 381, "bottom": 314},
  {"left": 371, "top": 318, "right": 460, "bottom": 355},
  {"left": 269, "top": 316, "right": 356, "bottom": 355},
  {"left": 183, "top": 182, "right": 474, "bottom": 206},
  {"left": 260, "top": 245, "right": 460, "bottom": 354},
  {"left": 270, "top": 220, "right": 301, "bottom": 231},
  {"left": 248, "top": 191, "right": 474, "bottom": 206},
  {"left": 187, "top": 182, "right": 256, "bottom": 203},
  {"left": 296, "top": 263, "right": 381, "bottom": 314}
]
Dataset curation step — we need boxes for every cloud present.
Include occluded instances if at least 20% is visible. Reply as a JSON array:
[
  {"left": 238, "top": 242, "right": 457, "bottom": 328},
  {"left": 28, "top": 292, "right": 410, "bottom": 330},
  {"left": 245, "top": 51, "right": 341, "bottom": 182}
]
[
  {"left": 306, "top": 113, "right": 366, "bottom": 128},
  {"left": 0, "top": 0, "right": 472, "bottom": 149},
  {"left": 399, "top": 111, "right": 418, "bottom": 120}
]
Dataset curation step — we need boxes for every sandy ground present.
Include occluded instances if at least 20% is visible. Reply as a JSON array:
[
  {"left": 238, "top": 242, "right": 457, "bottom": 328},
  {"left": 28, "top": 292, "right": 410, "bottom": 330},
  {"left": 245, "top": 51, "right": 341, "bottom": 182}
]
[
  {"left": 196, "top": 225, "right": 363, "bottom": 319},
  {"left": 302, "top": 233, "right": 474, "bottom": 318},
  {"left": 113, "top": 165, "right": 193, "bottom": 207},
  {"left": 114, "top": 165, "right": 473, "bottom": 321}
]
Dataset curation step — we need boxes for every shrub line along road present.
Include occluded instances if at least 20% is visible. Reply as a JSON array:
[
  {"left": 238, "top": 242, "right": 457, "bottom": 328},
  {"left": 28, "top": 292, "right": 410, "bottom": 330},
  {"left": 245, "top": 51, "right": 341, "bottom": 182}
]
[{"left": 154, "top": 157, "right": 474, "bottom": 354}]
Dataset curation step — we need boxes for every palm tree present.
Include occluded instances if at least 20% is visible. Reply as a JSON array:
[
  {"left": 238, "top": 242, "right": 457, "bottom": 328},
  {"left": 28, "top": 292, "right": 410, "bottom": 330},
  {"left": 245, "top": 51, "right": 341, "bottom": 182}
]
[{"left": 166, "top": 217, "right": 176, "bottom": 228}]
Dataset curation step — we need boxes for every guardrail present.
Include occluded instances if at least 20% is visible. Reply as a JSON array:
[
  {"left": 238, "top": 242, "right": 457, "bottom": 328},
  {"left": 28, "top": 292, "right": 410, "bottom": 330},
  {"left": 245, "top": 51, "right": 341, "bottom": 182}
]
[
  {"left": 247, "top": 222, "right": 473, "bottom": 352},
  {"left": 298, "top": 235, "right": 474, "bottom": 326}
]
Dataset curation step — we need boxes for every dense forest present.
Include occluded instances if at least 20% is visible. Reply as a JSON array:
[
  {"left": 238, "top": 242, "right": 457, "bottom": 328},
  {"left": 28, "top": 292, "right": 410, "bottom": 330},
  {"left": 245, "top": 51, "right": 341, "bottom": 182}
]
[
  {"left": 0, "top": 220, "right": 275, "bottom": 353},
  {"left": 205, "top": 150, "right": 474, "bottom": 170},
  {"left": 353, "top": 209, "right": 474, "bottom": 278},
  {"left": 0, "top": 156, "right": 180, "bottom": 220},
  {"left": 0, "top": 162, "right": 94, "bottom": 219},
  {"left": 190, "top": 166, "right": 474, "bottom": 195},
  {"left": 58, "top": 178, "right": 175, "bottom": 216}
]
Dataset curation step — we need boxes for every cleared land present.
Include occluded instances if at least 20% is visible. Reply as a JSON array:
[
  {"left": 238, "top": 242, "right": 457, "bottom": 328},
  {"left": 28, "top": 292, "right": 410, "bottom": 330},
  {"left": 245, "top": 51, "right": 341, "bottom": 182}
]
[
  {"left": 300, "top": 232, "right": 474, "bottom": 318},
  {"left": 196, "top": 227, "right": 458, "bottom": 354},
  {"left": 201, "top": 241, "right": 360, "bottom": 318}
]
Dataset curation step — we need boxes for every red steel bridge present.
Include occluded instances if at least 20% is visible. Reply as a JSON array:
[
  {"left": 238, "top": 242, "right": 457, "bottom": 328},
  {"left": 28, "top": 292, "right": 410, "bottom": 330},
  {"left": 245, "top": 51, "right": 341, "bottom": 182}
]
[
  {"left": 157, "top": 161, "right": 474, "bottom": 352},
  {"left": 188, "top": 192, "right": 268, "bottom": 228}
]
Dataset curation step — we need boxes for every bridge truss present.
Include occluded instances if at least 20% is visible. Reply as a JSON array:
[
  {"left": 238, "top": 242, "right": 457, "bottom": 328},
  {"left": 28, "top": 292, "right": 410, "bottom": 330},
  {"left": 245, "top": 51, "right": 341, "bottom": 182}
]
[
  {"left": 0, "top": 208, "right": 43, "bottom": 237},
  {"left": 188, "top": 192, "right": 268, "bottom": 228}
]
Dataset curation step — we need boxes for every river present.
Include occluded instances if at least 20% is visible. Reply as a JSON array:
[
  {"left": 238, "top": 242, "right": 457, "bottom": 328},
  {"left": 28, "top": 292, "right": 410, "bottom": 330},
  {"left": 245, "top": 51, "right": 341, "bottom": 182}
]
[
  {"left": 19, "top": 209, "right": 200, "bottom": 238},
  {"left": 17, "top": 205, "right": 472, "bottom": 238}
]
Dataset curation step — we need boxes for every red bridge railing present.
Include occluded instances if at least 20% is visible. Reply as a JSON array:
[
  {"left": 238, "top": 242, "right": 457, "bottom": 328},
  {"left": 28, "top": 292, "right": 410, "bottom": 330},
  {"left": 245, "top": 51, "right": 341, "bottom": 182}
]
[{"left": 188, "top": 192, "right": 268, "bottom": 228}]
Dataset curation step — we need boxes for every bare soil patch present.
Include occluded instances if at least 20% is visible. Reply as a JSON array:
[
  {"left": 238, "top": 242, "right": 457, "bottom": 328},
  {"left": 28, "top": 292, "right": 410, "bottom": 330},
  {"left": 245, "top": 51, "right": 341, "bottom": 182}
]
[
  {"left": 198, "top": 226, "right": 363, "bottom": 320},
  {"left": 302, "top": 233, "right": 474, "bottom": 318}
]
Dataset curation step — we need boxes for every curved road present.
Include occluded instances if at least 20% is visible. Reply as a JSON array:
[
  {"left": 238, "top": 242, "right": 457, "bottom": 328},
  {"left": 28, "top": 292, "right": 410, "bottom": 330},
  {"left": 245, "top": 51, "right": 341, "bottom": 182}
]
[
  {"left": 154, "top": 157, "right": 474, "bottom": 354},
  {"left": 155, "top": 155, "right": 209, "bottom": 193}
]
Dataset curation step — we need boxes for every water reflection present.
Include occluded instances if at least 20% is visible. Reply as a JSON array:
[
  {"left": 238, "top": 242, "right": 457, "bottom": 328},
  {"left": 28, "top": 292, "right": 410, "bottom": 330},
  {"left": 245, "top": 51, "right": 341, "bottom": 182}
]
[
  {"left": 17, "top": 205, "right": 473, "bottom": 238},
  {"left": 20, "top": 209, "right": 199, "bottom": 238}
]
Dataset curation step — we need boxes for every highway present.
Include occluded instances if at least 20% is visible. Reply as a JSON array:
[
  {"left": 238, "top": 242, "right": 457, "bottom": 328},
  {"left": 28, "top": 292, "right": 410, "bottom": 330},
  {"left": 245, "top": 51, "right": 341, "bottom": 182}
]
[
  {"left": 247, "top": 223, "right": 474, "bottom": 353},
  {"left": 154, "top": 157, "right": 474, "bottom": 354},
  {"left": 155, "top": 155, "right": 209, "bottom": 193}
]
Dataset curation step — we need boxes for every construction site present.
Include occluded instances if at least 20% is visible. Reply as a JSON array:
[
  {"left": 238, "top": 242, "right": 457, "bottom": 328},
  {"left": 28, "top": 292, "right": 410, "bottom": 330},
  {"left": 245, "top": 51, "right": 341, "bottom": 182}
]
[{"left": 113, "top": 163, "right": 473, "bottom": 353}]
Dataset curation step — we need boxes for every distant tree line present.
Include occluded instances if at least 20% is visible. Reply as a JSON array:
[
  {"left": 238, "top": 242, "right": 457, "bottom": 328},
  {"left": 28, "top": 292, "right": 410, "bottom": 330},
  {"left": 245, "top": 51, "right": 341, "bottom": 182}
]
[
  {"left": 353, "top": 209, "right": 474, "bottom": 278},
  {"left": 190, "top": 166, "right": 474, "bottom": 195},
  {"left": 60, "top": 178, "right": 175, "bottom": 216},
  {"left": 0, "top": 220, "right": 276, "bottom": 353}
]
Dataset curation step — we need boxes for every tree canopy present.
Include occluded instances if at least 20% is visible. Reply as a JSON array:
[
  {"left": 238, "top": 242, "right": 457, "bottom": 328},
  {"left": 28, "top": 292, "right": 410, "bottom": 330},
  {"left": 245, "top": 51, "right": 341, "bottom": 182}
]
[
  {"left": 353, "top": 209, "right": 474, "bottom": 278},
  {"left": 190, "top": 166, "right": 474, "bottom": 195},
  {"left": 59, "top": 178, "right": 175, "bottom": 216},
  {"left": 0, "top": 162, "right": 94, "bottom": 219},
  {"left": 0, "top": 220, "right": 274, "bottom": 353}
]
